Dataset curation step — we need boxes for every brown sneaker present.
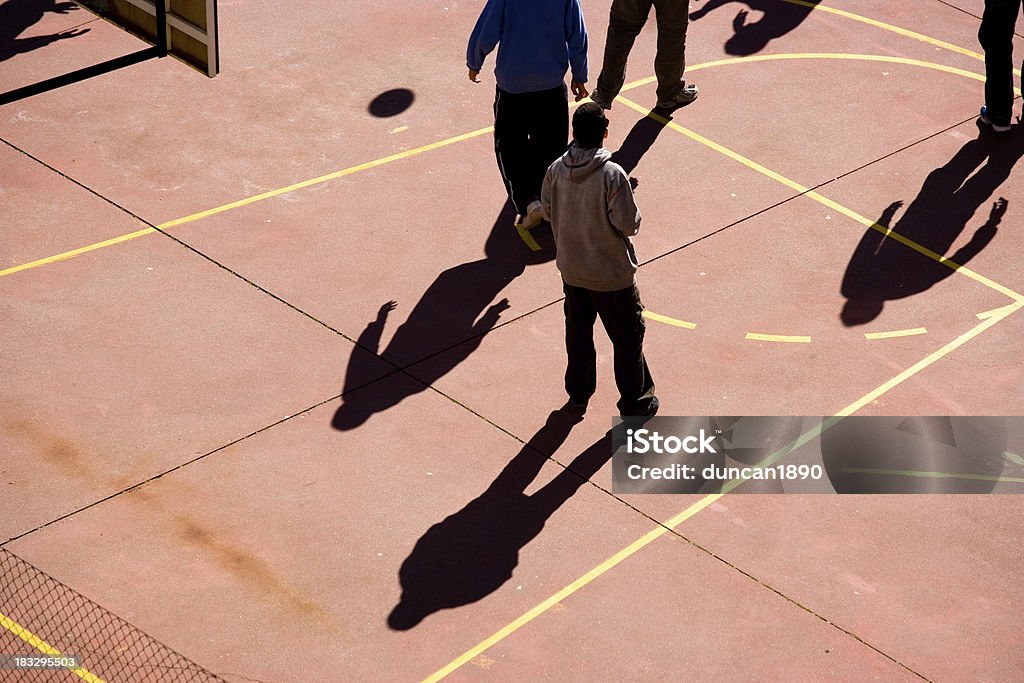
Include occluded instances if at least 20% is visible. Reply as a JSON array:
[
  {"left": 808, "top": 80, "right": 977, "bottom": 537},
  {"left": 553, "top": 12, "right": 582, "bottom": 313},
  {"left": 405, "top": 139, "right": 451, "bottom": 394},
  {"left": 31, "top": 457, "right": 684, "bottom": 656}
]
[{"left": 656, "top": 83, "right": 698, "bottom": 110}]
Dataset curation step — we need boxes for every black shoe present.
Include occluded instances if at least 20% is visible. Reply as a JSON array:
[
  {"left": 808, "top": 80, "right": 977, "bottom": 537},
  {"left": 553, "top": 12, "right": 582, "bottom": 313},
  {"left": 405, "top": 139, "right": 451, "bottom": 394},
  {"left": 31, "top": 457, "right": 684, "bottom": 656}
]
[
  {"left": 620, "top": 396, "right": 659, "bottom": 417},
  {"left": 979, "top": 105, "right": 1011, "bottom": 133}
]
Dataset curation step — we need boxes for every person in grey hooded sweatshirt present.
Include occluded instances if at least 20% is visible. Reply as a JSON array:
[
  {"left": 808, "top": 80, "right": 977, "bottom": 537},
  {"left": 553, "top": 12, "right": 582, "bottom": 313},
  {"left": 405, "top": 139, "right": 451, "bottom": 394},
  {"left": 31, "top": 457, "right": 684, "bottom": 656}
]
[{"left": 541, "top": 103, "right": 659, "bottom": 417}]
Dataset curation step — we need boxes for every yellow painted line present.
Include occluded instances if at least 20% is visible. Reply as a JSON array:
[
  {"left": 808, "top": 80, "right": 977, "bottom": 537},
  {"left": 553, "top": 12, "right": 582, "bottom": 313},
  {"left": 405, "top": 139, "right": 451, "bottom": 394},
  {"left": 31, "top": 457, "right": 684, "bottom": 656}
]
[
  {"left": 515, "top": 224, "right": 542, "bottom": 252},
  {"left": 745, "top": 332, "right": 811, "bottom": 343},
  {"left": 977, "top": 303, "right": 1021, "bottom": 319},
  {"left": 685, "top": 52, "right": 997, "bottom": 87},
  {"left": 617, "top": 58, "right": 1024, "bottom": 304},
  {"left": 802, "top": 186, "right": 1024, "bottom": 302},
  {"left": 834, "top": 299, "right": 1022, "bottom": 417},
  {"left": 422, "top": 491, "right": 724, "bottom": 682},
  {"left": 0, "top": 227, "right": 156, "bottom": 278},
  {"left": 0, "top": 126, "right": 490, "bottom": 279},
  {"left": 642, "top": 309, "right": 697, "bottom": 329},
  {"left": 783, "top": 0, "right": 1022, "bottom": 77},
  {"left": 5, "top": 49, "right": 1017, "bottom": 281},
  {"left": 864, "top": 327, "right": 928, "bottom": 340},
  {"left": 1004, "top": 451, "right": 1024, "bottom": 468},
  {"left": 159, "top": 127, "right": 495, "bottom": 229},
  {"left": 841, "top": 467, "right": 1024, "bottom": 484},
  {"left": 0, "top": 612, "right": 105, "bottom": 683},
  {"left": 426, "top": 290, "right": 1024, "bottom": 683}
]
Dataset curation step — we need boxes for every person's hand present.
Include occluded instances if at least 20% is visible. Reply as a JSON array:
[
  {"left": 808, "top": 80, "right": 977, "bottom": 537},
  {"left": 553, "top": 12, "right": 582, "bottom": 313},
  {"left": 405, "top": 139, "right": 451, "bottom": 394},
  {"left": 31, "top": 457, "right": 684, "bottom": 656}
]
[
  {"left": 468, "top": 68, "right": 481, "bottom": 83},
  {"left": 571, "top": 80, "right": 589, "bottom": 102}
]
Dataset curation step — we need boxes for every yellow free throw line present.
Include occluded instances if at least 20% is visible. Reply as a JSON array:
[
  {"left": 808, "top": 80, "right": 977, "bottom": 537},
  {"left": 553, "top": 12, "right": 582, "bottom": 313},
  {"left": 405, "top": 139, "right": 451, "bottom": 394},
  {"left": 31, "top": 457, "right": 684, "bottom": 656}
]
[
  {"left": 0, "top": 611, "right": 105, "bottom": 683},
  {"left": 642, "top": 309, "right": 696, "bottom": 329},
  {"left": 865, "top": 327, "right": 928, "bottom": 340}
]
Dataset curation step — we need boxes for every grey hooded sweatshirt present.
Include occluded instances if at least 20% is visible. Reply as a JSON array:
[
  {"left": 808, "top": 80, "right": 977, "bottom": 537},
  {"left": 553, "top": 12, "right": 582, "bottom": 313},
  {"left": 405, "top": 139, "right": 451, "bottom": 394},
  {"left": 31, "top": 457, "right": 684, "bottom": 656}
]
[{"left": 541, "top": 142, "right": 641, "bottom": 292}]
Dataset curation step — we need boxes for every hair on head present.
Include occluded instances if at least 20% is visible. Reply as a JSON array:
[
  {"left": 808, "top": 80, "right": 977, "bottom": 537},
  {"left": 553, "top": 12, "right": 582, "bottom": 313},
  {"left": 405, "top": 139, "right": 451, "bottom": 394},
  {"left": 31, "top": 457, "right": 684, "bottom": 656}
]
[{"left": 573, "top": 102, "right": 608, "bottom": 148}]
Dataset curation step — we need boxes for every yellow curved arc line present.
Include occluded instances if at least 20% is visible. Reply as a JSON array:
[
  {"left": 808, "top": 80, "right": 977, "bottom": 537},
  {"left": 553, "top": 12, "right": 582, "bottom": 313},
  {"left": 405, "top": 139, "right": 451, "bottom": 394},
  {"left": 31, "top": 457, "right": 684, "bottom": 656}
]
[
  {"left": 0, "top": 612, "right": 105, "bottom": 683},
  {"left": 615, "top": 53, "right": 1024, "bottom": 303},
  {"left": 783, "top": 0, "right": 1023, "bottom": 78},
  {"left": 641, "top": 309, "right": 696, "bottom": 329},
  {"left": 6, "top": 46, "right": 1016, "bottom": 281}
]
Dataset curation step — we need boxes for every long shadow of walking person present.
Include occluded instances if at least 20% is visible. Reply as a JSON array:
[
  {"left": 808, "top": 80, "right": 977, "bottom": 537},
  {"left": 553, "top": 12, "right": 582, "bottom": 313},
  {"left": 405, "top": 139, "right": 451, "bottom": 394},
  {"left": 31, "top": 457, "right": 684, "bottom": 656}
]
[
  {"left": 333, "top": 201, "right": 554, "bottom": 430},
  {"left": 334, "top": 116, "right": 673, "bottom": 430},
  {"left": 688, "top": 0, "right": 820, "bottom": 56},
  {"left": 387, "top": 408, "right": 612, "bottom": 630},
  {"left": 840, "top": 131, "right": 1024, "bottom": 326}
]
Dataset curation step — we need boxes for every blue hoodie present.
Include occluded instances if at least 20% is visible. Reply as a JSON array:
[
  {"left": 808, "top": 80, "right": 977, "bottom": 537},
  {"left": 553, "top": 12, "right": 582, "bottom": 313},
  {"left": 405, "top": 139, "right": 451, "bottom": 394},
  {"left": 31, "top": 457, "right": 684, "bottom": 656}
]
[{"left": 466, "top": 0, "right": 588, "bottom": 94}]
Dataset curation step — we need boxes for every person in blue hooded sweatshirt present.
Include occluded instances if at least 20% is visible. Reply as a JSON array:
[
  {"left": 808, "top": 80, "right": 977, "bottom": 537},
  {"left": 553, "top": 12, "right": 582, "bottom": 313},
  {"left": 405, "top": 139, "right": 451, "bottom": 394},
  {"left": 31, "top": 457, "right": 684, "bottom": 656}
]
[{"left": 467, "top": 0, "right": 590, "bottom": 230}]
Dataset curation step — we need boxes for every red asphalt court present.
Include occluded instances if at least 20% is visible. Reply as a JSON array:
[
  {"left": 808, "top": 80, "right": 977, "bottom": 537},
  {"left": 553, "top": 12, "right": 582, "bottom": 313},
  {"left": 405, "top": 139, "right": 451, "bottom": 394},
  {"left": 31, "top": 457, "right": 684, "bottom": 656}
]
[{"left": 1, "top": 0, "right": 1022, "bottom": 681}]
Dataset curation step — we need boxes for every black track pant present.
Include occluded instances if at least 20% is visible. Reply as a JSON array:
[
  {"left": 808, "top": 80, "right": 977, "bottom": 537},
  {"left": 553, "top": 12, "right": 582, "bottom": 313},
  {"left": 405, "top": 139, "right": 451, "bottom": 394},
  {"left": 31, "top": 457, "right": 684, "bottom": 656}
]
[
  {"left": 979, "top": 0, "right": 1023, "bottom": 125},
  {"left": 563, "top": 281, "right": 657, "bottom": 415},
  {"left": 493, "top": 84, "right": 569, "bottom": 216}
]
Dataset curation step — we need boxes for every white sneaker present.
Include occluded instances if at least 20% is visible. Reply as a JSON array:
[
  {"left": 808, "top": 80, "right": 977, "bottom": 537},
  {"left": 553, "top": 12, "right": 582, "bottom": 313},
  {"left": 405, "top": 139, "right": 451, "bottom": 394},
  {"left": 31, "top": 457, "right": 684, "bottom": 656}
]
[{"left": 518, "top": 200, "right": 544, "bottom": 230}]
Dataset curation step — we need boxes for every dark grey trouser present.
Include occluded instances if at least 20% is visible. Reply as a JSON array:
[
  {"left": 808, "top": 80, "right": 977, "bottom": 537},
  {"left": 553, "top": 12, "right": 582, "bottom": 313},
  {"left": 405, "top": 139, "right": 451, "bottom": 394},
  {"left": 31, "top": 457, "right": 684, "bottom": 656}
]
[
  {"left": 563, "top": 281, "right": 657, "bottom": 415},
  {"left": 979, "top": 0, "right": 1023, "bottom": 125},
  {"left": 594, "top": 0, "right": 690, "bottom": 104}
]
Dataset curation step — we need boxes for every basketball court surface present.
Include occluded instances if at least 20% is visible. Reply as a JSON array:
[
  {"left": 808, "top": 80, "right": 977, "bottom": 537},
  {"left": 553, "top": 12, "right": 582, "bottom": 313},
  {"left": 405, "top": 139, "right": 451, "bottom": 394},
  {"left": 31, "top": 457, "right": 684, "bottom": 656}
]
[{"left": 1, "top": 0, "right": 1022, "bottom": 680}]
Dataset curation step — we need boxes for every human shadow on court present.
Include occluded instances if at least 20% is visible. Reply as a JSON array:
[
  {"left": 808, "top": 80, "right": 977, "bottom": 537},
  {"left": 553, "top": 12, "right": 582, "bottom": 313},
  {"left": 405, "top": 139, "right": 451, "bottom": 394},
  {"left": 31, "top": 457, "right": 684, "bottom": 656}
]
[
  {"left": 0, "top": 0, "right": 89, "bottom": 63},
  {"left": 333, "top": 118, "right": 670, "bottom": 430},
  {"left": 840, "top": 129, "right": 1024, "bottom": 326},
  {"left": 610, "top": 113, "right": 669, "bottom": 177},
  {"left": 332, "top": 200, "right": 555, "bottom": 430},
  {"left": 688, "top": 0, "right": 820, "bottom": 56},
  {"left": 388, "top": 409, "right": 612, "bottom": 630}
]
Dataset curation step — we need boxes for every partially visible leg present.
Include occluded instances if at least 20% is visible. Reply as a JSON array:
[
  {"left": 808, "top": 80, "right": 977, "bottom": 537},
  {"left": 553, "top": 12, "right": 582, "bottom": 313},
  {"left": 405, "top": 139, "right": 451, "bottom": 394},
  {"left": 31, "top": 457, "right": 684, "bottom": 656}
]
[
  {"left": 563, "top": 282, "right": 598, "bottom": 405},
  {"left": 979, "top": 0, "right": 1020, "bottom": 126},
  {"left": 493, "top": 87, "right": 533, "bottom": 216},
  {"left": 593, "top": 285, "right": 657, "bottom": 415},
  {"left": 594, "top": 0, "right": 654, "bottom": 104},
  {"left": 525, "top": 84, "right": 569, "bottom": 207},
  {"left": 652, "top": 0, "right": 692, "bottom": 105}
]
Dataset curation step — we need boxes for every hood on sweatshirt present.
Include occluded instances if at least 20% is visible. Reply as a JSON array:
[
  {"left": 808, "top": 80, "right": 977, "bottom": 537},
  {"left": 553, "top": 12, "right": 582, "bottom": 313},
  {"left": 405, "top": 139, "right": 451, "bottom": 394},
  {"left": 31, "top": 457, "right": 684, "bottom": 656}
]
[{"left": 562, "top": 142, "right": 611, "bottom": 182}]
